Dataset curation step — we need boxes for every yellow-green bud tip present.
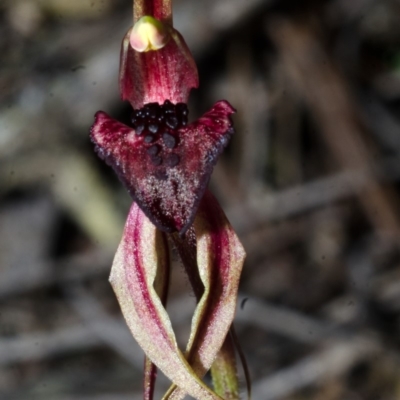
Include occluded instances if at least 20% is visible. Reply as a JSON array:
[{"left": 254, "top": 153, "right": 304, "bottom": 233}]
[{"left": 130, "top": 16, "right": 170, "bottom": 52}]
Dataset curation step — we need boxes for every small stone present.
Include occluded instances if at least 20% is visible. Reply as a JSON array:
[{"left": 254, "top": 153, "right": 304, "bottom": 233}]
[
  {"left": 147, "top": 144, "right": 160, "bottom": 156},
  {"left": 166, "top": 116, "right": 179, "bottom": 129},
  {"left": 148, "top": 123, "right": 159, "bottom": 134},
  {"left": 150, "top": 155, "right": 162, "bottom": 166},
  {"left": 165, "top": 153, "right": 180, "bottom": 167},
  {"left": 162, "top": 132, "right": 177, "bottom": 149},
  {"left": 144, "top": 134, "right": 155, "bottom": 143}
]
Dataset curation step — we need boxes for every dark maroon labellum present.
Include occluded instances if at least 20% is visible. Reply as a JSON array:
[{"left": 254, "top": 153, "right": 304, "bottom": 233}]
[
  {"left": 150, "top": 155, "right": 163, "bottom": 166},
  {"left": 148, "top": 123, "right": 159, "bottom": 134},
  {"left": 147, "top": 144, "right": 161, "bottom": 156},
  {"left": 162, "top": 133, "right": 177, "bottom": 149},
  {"left": 166, "top": 116, "right": 179, "bottom": 129},
  {"left": 165, "top": 153, "right": 180, "bottom": 167},
  {"left": 91, "top": 100, "right": 236, "bottom": 235},
  {"left": 144, "top": 134, "right": 156, "bottom": 143},
  {"left": 136, "top": 124, "right": 145, "bottom": 135},
  {"left": 131, "top": 100, "right": 188, "bottom": 134}
]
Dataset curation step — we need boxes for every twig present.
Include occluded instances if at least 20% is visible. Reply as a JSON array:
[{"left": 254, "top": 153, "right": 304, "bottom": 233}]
[
  {"left": 268, "top": 19, "right": 400, "bottom": 235},
  {"left": 0, "top": 248, "right": 111, "bottom": 299},
  {"left": 251, "top": 335, "right": 381, "bottom": 400},
  {"left": 0, "top": 324, "right": 104, "bottom": 366},
  {"left": 229, "top": 168, "right": 371, "bottom": 234},
  {"left": 236, "top": 294, "right": 334, "bottom": 344},
  {"left": 65, "top": 285, "right": 144, "bottom": 369}
]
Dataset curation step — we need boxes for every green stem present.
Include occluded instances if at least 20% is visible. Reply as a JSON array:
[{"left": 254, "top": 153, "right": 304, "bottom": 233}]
[{"left": 211, "top": 333, "right": 240, "bottom": 400}]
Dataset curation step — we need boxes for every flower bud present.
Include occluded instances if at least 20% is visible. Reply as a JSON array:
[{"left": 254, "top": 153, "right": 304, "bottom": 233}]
[{"left": 130, "top": 16, "right": 170, "bottom": 52}]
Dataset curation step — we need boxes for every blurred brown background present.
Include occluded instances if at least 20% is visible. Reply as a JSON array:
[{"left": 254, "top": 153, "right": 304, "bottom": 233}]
[{"left": 2, "top": 0, "right": 400, "bottom": 399}]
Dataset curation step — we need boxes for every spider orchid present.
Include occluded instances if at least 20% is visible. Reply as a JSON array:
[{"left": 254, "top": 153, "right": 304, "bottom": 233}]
[{"left": 90, "top": 1, "right": 246, "bottom": 399}]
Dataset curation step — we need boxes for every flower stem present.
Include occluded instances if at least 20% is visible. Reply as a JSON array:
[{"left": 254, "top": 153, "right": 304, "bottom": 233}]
[
  {"left": 171, "top": 229, "right": 204, "bottom": 301},
  {"left": 133, "top": 0, "right": 173, "bottom": 25},
  {"left": 210, "top": 333, "right": 239, "bottom": 400}
]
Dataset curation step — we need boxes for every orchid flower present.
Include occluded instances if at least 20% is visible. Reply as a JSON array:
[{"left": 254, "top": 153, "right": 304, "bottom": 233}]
[{"left": 90, "top": 1, "right": 246, "bottom": 399}]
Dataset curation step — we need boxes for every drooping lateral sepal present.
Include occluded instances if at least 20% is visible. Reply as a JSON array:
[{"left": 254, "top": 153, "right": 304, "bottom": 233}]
[
  {"left": 163, "top": 190, "right": 246, "bottom": 400},
  {"left": 109, "top": 202, "right": 223, "bottom": 400},
  {"left": 90, "top": 101, "right": 236, "bottom": 235},
  {"left": 143, "top": 229, "right": 170, "bottom": 400},
  {"left": 120, "top": 24, "right": 198, "bottom": 109}
]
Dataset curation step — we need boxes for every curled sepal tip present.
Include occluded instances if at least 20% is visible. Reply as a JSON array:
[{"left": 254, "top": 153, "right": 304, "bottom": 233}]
[
  {"left": 109, "top": 202, "right": 223, "bottom": 400},
  {"left": 163, "top": 191, "right": 246, "bottom": 400}
]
